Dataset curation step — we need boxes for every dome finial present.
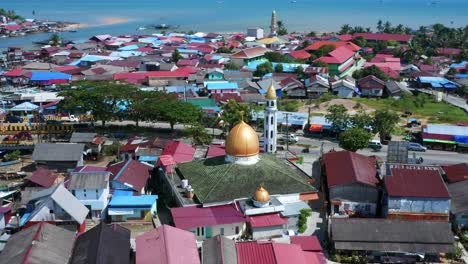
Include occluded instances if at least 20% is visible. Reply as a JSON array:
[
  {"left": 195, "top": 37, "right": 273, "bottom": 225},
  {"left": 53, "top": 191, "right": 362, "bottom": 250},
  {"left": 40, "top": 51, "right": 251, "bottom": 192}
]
[{"left": 266, "top": 79, "right": 277, "bottom": 99}]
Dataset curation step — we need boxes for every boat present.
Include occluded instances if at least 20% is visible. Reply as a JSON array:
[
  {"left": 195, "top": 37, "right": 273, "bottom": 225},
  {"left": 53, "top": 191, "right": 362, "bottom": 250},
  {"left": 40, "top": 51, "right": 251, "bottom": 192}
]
[
  {"left": 137, "top": 27, "right": 147, "bottom": 31},
  {"left": 68, "top": 30, "right": 77, "bottom": 33},
  {"left": 155, "top": 24, "right": 169, "bottom": 29}
]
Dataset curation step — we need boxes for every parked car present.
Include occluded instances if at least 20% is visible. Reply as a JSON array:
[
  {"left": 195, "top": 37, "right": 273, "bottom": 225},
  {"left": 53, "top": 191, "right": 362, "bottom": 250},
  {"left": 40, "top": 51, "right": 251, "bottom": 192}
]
[
  {"left": 60, "top": 114, "right": 79, "bottom": 122},
  {"left": 407, "top": 142, "right": 427, "bottom": 152},
  {"left": 368, "top": 140, "right": 383, "bottom": 151},
  {"left": 5, "top": 115, "right": 23, "bottom": 123},
  {"left": 407, "top": 118, "right": 421, "bottom": 127}
]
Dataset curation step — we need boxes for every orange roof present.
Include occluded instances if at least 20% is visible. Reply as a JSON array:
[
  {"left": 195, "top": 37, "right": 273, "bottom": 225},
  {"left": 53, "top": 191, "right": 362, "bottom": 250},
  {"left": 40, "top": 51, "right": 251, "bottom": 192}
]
[{"left": 231, "top": 46, "right": 270, "bottom": 59}]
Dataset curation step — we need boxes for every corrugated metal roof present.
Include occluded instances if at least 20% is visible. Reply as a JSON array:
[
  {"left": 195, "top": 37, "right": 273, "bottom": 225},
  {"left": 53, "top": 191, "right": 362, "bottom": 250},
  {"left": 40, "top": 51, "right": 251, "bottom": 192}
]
[
  {"left": 109, "top": 195, "right": 158, "bottom": 207},
  {"left": 248, "top": 213, "right": 288, "bottom": 228},
  {"left": 171, "top": 204, "right": 246, "bottom": 230},
  {"left": 236, "top": 241, "right": 276, "bottom": 264},
  {"left": 69, "top": 171, "right": 110, "bottom": 189},
  {"left": 424, "top": 124, "right": 468, "bottom": 137}
]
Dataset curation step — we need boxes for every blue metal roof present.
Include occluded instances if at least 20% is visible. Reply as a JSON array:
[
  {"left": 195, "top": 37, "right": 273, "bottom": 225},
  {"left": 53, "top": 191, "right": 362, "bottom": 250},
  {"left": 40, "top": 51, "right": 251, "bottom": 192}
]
[
  {"left": 118, "top": 45, "right": 139, "bottom": 51},
  {"left": 139, "top": 156, "right": 159, "bottom": 162},
  {"left": 450, "top": 61, "right": 467, "bottom": 68},
  {"left": 30, "top": 72, "right": 71, "bottom": 81},
  {"left": 113, "top": 190, "right": 134, "bottom": 196},
  {"left": 206, "top": 82, "right": 238, "bottom": 90},
  {"left": 109, "top": 195, "right": 158, "bottom": 207},
  {"left": 455, "top": 74, "right": 468, "bottom": 78},
  {"left": 417, "top": 76, "right": 459, "bottom": 89}
]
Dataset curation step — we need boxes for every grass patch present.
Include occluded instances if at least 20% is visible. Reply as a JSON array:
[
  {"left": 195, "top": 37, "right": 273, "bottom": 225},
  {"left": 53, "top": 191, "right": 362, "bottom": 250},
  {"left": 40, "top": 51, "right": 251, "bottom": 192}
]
[{"left": 353, "top": 94, "right": 468, "bottom": 124}]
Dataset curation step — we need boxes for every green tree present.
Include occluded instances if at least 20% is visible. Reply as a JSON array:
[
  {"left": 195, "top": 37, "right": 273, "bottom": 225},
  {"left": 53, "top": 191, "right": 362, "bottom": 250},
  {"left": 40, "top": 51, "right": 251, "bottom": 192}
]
[
  {"left": 339, "top": 24, "right": 352, "bottom": 35},
  {"left": 49, "top": 34, "right": 62, "bottom": 47},
  {"left": 313, "top": 60, "right": 329, "bottom": 68},
  {"left": 264, "top": 52, "right": 293, "bottom": 63},
  {"left": 315, "top": 44, "right": 336, "bottom": 57},
  {"left": 325, "top": 105, "right": 349, "bottom": 134},
  {"left": 383, "top": 21, "right": 392, "bottom": 33},
  {"left": 254, "top": 62, "right": 273, "bottom": 77},
  {"left": 350, "top": 110, "right": 373, "bottom": 130},
  {"left": 352, "top": 36, "right": 367, "bottom": 48},
  {"left": 352, "top": 65, "right": 390, "bottom": 81},
  {"left": 339, "top": 128, "right": 373, "bottom": 152},
  {"left": 447, "top": 68, "right": 457, "bottom": 76},
  {"left": 277, "top": 20, "right": 288, "bottom": 35},
  {"left": 306, "top": 31, "right": 316, "bottom": 37},
  {"left": 274, "top": 63, "right": 284, "bottom": 73},
  {"left": 377, "top": 19, "right": 384, "bottom": 32},
  {"left": 220, "top": 99, "right": 252, "bottom": 130},
  {"left": 373, "top": 109, "right": 400, "bottom": 142},
  {"left": 224, "top": 61, "right": 241, "bottom": 70},
  {"left": 294, "top": 66, "right": 305, "bottom": 79},
  {"left": 185, "top": 122, "right": 213, "bottom": 145},
  {"left": 171, "top": 49, "right": 183, "bottom": 63},
  {"left": 217, "top": 46, "right": 233, "bottom": 53},
  {"left": 157, "top": 101, "right": 201, "bottom": 130},
  {"left": 4, "top": 150, "right": 20, "bottom": 161}
]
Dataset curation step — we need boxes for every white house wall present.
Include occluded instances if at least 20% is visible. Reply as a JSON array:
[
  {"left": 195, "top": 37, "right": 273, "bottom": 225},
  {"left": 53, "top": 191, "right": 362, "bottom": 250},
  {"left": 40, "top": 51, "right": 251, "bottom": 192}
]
[{"left": 388, "top": 197, "right": 450, "bottom": 214}]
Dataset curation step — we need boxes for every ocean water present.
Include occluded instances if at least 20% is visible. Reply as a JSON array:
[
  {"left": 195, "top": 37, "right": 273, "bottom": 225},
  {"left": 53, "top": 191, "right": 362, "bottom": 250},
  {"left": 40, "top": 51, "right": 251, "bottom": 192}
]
[{"left": 1, "top": 0, "right": 468, "bottom": 48}]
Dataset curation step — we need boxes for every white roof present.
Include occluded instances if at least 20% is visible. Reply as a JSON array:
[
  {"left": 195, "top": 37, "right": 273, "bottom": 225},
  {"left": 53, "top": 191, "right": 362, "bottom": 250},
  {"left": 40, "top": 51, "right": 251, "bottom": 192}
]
[{"left": 51, "top": 184, "right": 89, "bottom": 224}]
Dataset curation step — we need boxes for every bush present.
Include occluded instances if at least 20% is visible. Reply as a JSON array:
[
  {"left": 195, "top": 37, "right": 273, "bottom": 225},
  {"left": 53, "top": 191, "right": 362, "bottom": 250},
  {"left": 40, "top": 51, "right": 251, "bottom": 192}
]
[
  {"left": 104, "top": 142, "right": 121, "bottom": 156},
  {"left": 4, "top": 150, "right": 20, "bottom": 161},
  {"left": 446, "top": 243, "right": 463, "bottom": 260},
  {"left": 297, "top": 208, "right": 312, "bottom": 234}
]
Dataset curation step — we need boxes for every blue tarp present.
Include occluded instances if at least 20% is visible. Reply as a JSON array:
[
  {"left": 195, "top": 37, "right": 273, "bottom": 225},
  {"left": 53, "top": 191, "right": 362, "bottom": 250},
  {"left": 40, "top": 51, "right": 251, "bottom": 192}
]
[
  {"left": 454, "top": 135, "right": 468, "bottom": 144},
  {"left": 118, "top": 45, "right": 139, "bottom": 51},
  {"left": 455, "top": 74, "right": 468, "bottom": 78},
  {"left": 30, "top": 72, "right": 71, "bottom": 81},
  {"left": 10, "top": 102, "right": 39, "bottom": 111},
  {"left": 206, "top": 82, "right": 238, "bottom": 90},
  {"left": 450, "top": 61, "right": 468, "bottom": 68},
  {"left": 417, "top": 76, "right": 459, "bottom": 89}
]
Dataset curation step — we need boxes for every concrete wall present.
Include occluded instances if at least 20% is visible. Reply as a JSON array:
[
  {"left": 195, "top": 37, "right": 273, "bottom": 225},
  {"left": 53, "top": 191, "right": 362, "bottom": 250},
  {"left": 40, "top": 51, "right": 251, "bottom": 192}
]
[
  {"left": 191, "top": 222, "right": 246, "bottom": 241},
  {"left": 252, "top": 225, "right": 285, "bottom": 240},
  {"left": 330, "top": 183, "right": 379, "bottom": 204},
  {"left": 332, "top": 201, "right": 377, "bottom": 217},
  {"left": 336, "top": 87, "right": 354, "bottom": 98},
  {"left": 387, "top": 197, "right": 450, "bottom": 214},
  {"left": 361, "top": 88, "right": 383, "bottom": 97}
]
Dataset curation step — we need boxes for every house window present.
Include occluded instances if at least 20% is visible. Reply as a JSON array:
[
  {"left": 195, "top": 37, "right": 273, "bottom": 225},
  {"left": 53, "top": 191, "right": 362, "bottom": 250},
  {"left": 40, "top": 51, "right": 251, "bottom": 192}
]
[
  {"left": 220, "top": 227, "right": 224, "bottom": 236},
  {"left": 270, "top": 145, "right": 273, "bottom": 152},
  {"left": 71, "top": 190, "right": 75, "bottom": 196},
  {"left": 235, "top": 226, "right": 240, "bottom": 234},
  {"left": 96, "top": 189, "right": 99, "bottom": 199},
  {"left": 201, "top": 227, "right": 204, "bottom": 236},
  {"left": 270, "top": 130, "right": 273, "bottom": 138},
  {"left": 270, "top": 116, "right": 274, "bottom": 125},
  {"left": 49, "top": 210, "right": 54, "bottom": 214},
  {"left": 265, "top": 132, "right": 268, "bottom": 139},
  {"left": 271, "top": 101, "right": 274, "bottom": 107}
]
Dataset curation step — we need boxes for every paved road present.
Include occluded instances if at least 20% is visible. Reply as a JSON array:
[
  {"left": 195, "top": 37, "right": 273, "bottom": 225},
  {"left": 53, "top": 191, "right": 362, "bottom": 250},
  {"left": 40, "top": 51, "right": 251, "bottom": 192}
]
[{"left": 289, "top": 136, "right": 468, "bottom": 165}]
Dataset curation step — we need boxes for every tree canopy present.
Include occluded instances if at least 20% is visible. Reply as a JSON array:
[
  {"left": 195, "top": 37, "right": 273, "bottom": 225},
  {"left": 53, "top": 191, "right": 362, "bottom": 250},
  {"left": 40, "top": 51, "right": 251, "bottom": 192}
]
[
  {"left": 373, "top": 109, "right": 400, "bottom": 142},
  {"left": 224, "top": 61, "right": 241, "bottom": 70},
  {"left": 339, "top": 128, "right": 372, "bottom": 152},
  {"left": 353, "top": 65, "right": 390, "bottom": 81},
  {"left": 220, "top": 99, "right": 252, "bottom": 130},
  {"left": 325, "top": 105, "right": 349, "bottom": 134},
  {"left": 254, "top": 62, "right": 273, "bottom": 77}
]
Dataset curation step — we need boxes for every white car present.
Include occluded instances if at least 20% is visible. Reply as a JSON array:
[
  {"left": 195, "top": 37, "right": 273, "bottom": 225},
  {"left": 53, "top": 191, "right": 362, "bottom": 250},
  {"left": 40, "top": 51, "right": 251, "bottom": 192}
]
[{"left": 60, "top": 114, "right": 80, "bottom": 122}]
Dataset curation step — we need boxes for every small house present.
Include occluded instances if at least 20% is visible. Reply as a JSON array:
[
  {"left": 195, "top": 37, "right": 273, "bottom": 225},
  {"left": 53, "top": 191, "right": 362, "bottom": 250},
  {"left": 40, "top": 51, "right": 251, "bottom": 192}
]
[
  {"left": 447, "top": 180, "right": 468, "bottom": 228},
  {"left": 108, "top": 194, "right": 157, "bottom": 222},
  {"left": 0, "top": 223, "right": 75, "bottom": 264},
  {"left": 205, "top": 68, "right": 224, "bottom": 80},
  {"left": 384, "top": 164, "right": 450, "bottom": 221},
  {"left": 248, "top": 213, "right": 288, "bottom": 240},
  {"left": 136, "top": 225, "right": 200, "bottom": 264},
  {"left": 171, "top": 204, "right": 247, "bottom": 241},
  {"left": 331, "top": 78, "right": 356, "bottom": 98},
  {"left": 69, "top": 223, "right": 131, "bottom": 264},
  {"left": 385, "top": 80, "right": 403, "bottom": 98},
  {"left": 305, "top": 75, "right": 329, "bottom": 98},
  {"left": 107, "top": 159, "right": 153, "bottom": 194},
  {"left": 323, "top": 151, "right": 380, "bottom": 217},
  {"left": 25, "top": 167, "right": 57, "bottom": 188},
  {"left": 357, "top": 75, "right": 384, "bottom": 97},
  {"left": 69, "top": 171, "right": 111, "bottom": 220},
  {"left": 32, "top": 143, "right": 85, "bottom": 171},
  {"left": 205, "top": 81, "right": 238, "bottom": 94}
]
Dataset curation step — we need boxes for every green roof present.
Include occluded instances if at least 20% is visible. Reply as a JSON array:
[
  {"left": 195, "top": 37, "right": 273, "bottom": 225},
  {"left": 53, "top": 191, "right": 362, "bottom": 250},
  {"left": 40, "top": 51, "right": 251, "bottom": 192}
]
[
  {"left": 176, "top": 154, "right": 316, "bottom": 204},
  {"left": 186, "top": 98, "right": 217, "bottom": 108}
]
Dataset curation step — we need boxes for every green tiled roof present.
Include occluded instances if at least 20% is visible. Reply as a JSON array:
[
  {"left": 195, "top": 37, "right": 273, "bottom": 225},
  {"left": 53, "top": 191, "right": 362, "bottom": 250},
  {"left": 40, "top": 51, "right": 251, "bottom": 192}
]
[
  {"left": 186, "top": 98, "right": 217, "bottom": 108},
  {"left": 176, "top": 154, "right": 316, "bottom": 204}
]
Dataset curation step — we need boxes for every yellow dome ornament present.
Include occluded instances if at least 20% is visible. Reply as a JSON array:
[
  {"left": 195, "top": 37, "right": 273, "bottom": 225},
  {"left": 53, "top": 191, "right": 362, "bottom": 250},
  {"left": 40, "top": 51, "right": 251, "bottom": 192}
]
[
  {"left": 225, "top": 112, "right": 260, "bottom": 165},
  {"left": 253, "top": 185, "right": 271, "bottom": 207}
]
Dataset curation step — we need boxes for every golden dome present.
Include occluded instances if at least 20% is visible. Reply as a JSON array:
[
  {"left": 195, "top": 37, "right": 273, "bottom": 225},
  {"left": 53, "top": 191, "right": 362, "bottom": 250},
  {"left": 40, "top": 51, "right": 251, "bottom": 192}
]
[
  {"left": 225, "top": 120, "right": 259, "bottom": 157},
  {"left": 253, "top": 186, "right": 270, "bottom": 203},
  {"left": 265, "top": 79, "right": 277, "bottom": 100}
]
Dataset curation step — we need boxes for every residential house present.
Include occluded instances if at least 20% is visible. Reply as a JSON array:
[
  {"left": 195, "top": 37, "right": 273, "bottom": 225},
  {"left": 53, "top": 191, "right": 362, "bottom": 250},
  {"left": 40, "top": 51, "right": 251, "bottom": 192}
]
[
  {"left": 205, "top": 68, "right": 224, "bottom": 80},
  {"left": 236, "top": 240, "right": 315, "bottom": 264},
  {"left": 171, "top": 204, "right": 247, "bottom": 241},
  {"left": 202, "top": 235, "right": 238, "bottom": 264},
  {"left": 305, "top": 75, "right": 329, "bottom": 98},
  {"left": 136, "top": 225, "right": 200, "bottom": 264},
  {"left": 248, "top": 213, "right": 288, "bottom": 240},
  {"left": 0, "top": 207, "right": 12, "bottom": 230},
  {"left": 205, "top": 81, "right": 239, "bottom": 94},
  {"left": 231, "top": 46, "right": 270, "bottom": 66},
  {"left": 323, "top": 151, "right": 380, "bottom": 217},
  {"left": 447, "top": 180, "right": 468, "bottom": 228},
  {"left": 69, "top": 223, "right": 131, "bottom": 264},
  {"left": 385, "top": 80, "right": 403, "bottom": 98},
  {"left": 247, "top": 27, "right": 264, "bottom": 39},
  {"left": 32, "top": 143, "right": 85, "bottom": 171},
  {"left": 331, "top": 219, "right": 454, "bottom": 262},
  {"left": 107, "top": 159, "right": 153, "bottom": 194},
  {"left": 280, "top": 77, "right": 305, "bottom": 98},
  {"left": 20, "top": 183, "right": 89, "bottom": 232},
  {"left": 357, "top": 75, "right": 385, "bottom": 97},
  {"left": 331, "top": 77, "right": 356, "bottom": 98},
  {"left": 308, "top": 41, "right": 362, "bottom": 77},
  {"left": 70, "top": 132, "right": 100, "bottom": 156},
  {"left": 287, "top": 50, "right": 311, "bottom": 60},
  {"left": 290, "top": 236, "right": 327, "bottom": 264},
  {"left": 384, "top": 164, "right": 450, "bottom": 221},
  {"left": 69, "top": 171, "right": 111, "bottom": 220},
  {"left": 108, "top": 193, "right": 157, "bottom": 222},
  {"left": 0, "top": 223, "right": 76, "bottom": 264},
  {"left": 24, "top": 167, "right": 57, "bottom": 188}
]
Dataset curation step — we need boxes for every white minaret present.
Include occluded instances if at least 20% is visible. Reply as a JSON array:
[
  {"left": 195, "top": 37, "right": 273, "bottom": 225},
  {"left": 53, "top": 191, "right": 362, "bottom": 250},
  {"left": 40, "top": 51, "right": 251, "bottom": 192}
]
[{"left": 264, "top": 80, "right": 277, "bottom": 153}]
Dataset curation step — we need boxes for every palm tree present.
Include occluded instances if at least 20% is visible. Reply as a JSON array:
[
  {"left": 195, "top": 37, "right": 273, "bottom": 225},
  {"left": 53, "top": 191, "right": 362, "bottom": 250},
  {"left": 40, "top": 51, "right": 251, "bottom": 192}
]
[
  {"left": 339, "top": 24, "right": 351, "bottom": 35},
  {"left": 377, "top": 20, "right": 383, "bottom": 32},
  {"left": 49, "top": 34, "right": 62, "bottom": 46},
  {"left": 383, "top": 21, "right": 392, "bottom": 33}
]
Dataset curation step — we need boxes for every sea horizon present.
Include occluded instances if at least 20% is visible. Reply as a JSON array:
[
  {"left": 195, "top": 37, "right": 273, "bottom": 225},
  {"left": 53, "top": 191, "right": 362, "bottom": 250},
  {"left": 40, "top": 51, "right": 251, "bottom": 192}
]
[{"left": 1, "top": 0, "right": 468, "bottom": 48}]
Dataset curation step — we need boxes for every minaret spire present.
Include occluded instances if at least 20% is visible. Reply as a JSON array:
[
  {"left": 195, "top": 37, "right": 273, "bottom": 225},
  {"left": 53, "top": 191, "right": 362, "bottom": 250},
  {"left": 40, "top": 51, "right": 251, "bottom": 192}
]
[
  {"left": 270, "top": 10, "right": 277, "bottom": 36},
  {"left": 264, "top": 79, "right": 278, "bottom": 153}
]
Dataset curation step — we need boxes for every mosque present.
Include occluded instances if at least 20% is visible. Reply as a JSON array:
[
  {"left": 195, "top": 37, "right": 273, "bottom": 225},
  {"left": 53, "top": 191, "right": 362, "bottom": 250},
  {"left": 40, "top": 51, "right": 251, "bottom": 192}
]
[{"left": 164, "top": 83, "right": 317, "bottom": 207}]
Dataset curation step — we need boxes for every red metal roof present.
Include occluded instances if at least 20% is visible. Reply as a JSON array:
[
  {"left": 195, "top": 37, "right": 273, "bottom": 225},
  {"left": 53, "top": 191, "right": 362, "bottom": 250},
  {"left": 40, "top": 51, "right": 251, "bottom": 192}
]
[
  {"left": 323, "top": 151, "right": 378, "bottom": 188},
  {"left": 290, "top": 236, "right": 322, "bottom": 252},
  {"left": 305, "top": 41, "right": 361, "bottom": 52},
  {"left": 113, "top": 160, "right": 152, "bottom": 191},
  {"left": 136, "top": 225, "right": 200, "bottom": 264},
  {"left": 248, "top": 213, "right": 288, "bottom": 228},
  {"left": 231, "top": 46, "right": 269, "bottom": 59},
  {"left": 119, "top": 143, "right": 139, "bottom": 153},
  {"left": 4, "top": 25, "right": 21, "bottom": 31},
  {"left": 337, "top": 34, "right": 353, "bottom": 41},
  {"left": 353, "top": 33, "right": 411, "bottom": 42},
  {"left": 3, "top": 68, "right": 23, "bottom": 77},
  {"left": 441, "top": 163, "right": 468, "bottom": 183},
  {"left": 358, "top": 75, "right": 385, "bottom": 89},
  {"left": 161, "top": 140, "right": 195, "bottom": 163},
  {"left": 386, "top": 166, "right": 450, "bottom": 198},
  {"left": 236, "top": 241, "right": 276, "bottom": 264},
  {"left": 107, "top": 161, "right": 127, "bottom": 181},
  {"left": 303, "top": 251, "right": 327, "bottom": 264},
  {"left": 159, "top": 155, "right": 176, "bottom": 166},
  {"left": 171, "top": 204, "right": 246, "bottom": 230},
  {"left": 288, "top": 50, "right": 311, "bottom": 59},
  {"left": 206, "top": 145, "right": 225, "bottom": 158},
  {"left": 28, "top": 167, "right": 57, "bottom": 188},
  {"left": 272, "top": 243, "right": 307, "bottom": 264}
]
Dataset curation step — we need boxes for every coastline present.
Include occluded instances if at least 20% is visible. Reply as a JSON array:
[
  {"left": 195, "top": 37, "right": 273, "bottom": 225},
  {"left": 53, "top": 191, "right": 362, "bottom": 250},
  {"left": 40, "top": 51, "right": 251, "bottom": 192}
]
[{"left": 61, "top": 17, "right": 132, "bottom": 31}]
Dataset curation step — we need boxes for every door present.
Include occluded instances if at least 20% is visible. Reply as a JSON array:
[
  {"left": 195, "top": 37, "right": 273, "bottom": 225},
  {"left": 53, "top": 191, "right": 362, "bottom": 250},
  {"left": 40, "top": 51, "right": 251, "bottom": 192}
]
[{"left": 205, "top": 226, "right": 212, "bottom": 238}]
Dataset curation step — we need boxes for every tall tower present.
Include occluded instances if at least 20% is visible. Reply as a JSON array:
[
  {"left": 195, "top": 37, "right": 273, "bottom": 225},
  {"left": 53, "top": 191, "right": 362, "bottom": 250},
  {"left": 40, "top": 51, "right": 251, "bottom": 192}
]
[
  {"left": 270, "top": 10, "right": 277, "bottom": 36},
  {"left": 264, "top": 80, "right": 277, "bottom": 153}
]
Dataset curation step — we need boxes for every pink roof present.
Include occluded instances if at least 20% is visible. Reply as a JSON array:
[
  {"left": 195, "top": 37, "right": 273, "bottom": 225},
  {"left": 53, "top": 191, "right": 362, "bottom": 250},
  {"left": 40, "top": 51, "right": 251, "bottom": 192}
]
[
  {"left": 206, "top": 145, "right": 225, "bottom": 158},
  {"left": 272, "top": 243, "right": 307, "bottom": 264},
  {"left": 159, "top": 155, "right": 176, "bottom": 166},
  {"left": 161, "top": 140, "right": 195, "bottom": 163},
  {"left": 303, "top": 251, "right": 327, "bottom": 264},
  {"left": 364, "top": 62, "right": 401, "bottom": 72},
  {"left": 437, "top": 48, "right": 461, "bottom": 55},
  {"left": 0, "top": 206, "right": 12, "bottom": 214},
  {"left": 353, "top": 33, "right": 411, "bottom": 42},
  {"left": 4, "top": 25, "right": 21, "bottom": 31},
  {"left": 290, "top": 236, "right": 323, "bottom": 252},
  {"left": 248, "top": 213, "right": 288, "bottom": 228},
  {"left": 136, "top": 225, "right": 200, "bottom": 264},
  {"left": 171, "top": 204, "right": 246, "bottom": 230},
  {"left": 28, "top": 167, "right": 57, "bottom": 188},
  {"left": 379, "top": 66, "right": 400, "bottom": 79},
  {"left": 386, "top": 167, "right": 450, "bottom": 198},
  {"left": 315, "top": 46, "right": 355, "bottom": 64},
  {"left": 177, "top": 59, "right": 199, "bottom": 67},
  {"left": 305, "top": 41, "right": 361, "bottom": 52},
  {"left": 337, "top": 34, "right": 353, "bottom": 41},
  {"left": 288, "top": 50, "right": 311, "bottom": 59},
  {"left": 54, "top": 66, "right": 78, "bottom": 72},
  {"left": 323, "top": 151, "right": 378, "bottom": 188},
  {"left": 136, "top": 47, "right": 154, "bottom": 53}
]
